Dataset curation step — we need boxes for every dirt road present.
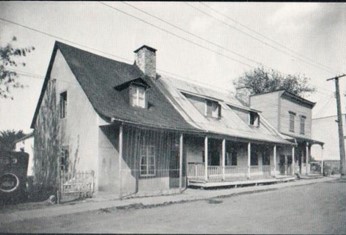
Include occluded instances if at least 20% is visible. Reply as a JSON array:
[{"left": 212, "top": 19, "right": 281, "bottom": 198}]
[{"left": 1, "top": 179, "right": 346, "bottom": 234}]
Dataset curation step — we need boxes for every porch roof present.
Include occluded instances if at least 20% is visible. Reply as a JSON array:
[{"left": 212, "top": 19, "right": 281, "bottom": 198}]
[
  {"left": 281, "top": 133, "right": 324, "bottom": 146},
  {"left": 156, "top": 76, "right": 293, "bottom": 146}
]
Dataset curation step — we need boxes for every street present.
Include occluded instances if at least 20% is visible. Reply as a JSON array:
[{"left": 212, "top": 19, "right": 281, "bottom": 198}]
[{"left": 1, "top": 179, "right": 346, "bottom": 234}]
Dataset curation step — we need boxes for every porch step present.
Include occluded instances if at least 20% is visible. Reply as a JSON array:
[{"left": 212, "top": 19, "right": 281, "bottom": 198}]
[{"left": 188, "top": 177, "right": 296, "bottom": 189}]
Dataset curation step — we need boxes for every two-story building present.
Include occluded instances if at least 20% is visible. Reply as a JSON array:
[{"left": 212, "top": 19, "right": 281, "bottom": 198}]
[
  {"left": 31, "top": 41, "right": 296, "bottom": 200},
  {"left": 250, "top": 90, "right": 324, "bottom": 175}
]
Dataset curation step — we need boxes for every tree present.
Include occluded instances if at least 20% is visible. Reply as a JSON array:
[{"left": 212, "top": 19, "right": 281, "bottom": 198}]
[
  {"left": 0, "top": 36, "right": 35, "bottom": 99},
  {"left": 233, "top": 66, "right": 315, "bottom": 105},
  {"left": 0, "top": 129, "right": 25, "bottom": 151}
]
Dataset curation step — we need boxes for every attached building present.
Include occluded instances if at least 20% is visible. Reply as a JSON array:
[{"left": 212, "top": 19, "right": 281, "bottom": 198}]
[
  {"left": 250, "top": 90, "right": 324, "bottom": 175},
  {"left": 31, "top": 41, "right": 297, "bottom": 199}
]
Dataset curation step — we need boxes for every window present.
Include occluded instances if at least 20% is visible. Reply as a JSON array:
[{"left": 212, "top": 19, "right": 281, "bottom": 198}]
[
  {"left": 249, "top": 112, "right": 260, "bottom": 127},
  {"left": 140, "top": 145, "right": 155, "bottom": 176},
  {"left": 205, "top": 100, "right": 221, "bottom": 118},
  {"left": 289, "top": 112, "right": 296, "bottom": 132},
  {"left": 60, "top": 91, "right": 67, "bottom": 118},
  {"left": 130, "top": 85, "right": 146, "bottom": 108},
  {"left": 300, "top": 116, "right": 306, "bottom": 135},
  {"left": 251, "top": 150, "right": 258, "bottom": 166},
  {"left": 60, "top": 148, "right": 69, "bottom": 171}
]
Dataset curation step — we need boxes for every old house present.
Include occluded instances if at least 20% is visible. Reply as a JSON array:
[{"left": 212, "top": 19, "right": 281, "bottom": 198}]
[
  {"left": 31, "top": 41, "right": 296, "bottom": 198},
  {"left": 250, "top": 90, "right": 324, "bottom": 175}
]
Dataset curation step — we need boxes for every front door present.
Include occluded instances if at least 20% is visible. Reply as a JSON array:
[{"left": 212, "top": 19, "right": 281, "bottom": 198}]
[
  {"left": 169, "top": 150, "right": 179, "bottom": 188},
  {"left": 279, "top": 155, "right": 285, "bottom": 175},
  {"left": 287, "top": 155, "right": 292, "bottom": 175}
]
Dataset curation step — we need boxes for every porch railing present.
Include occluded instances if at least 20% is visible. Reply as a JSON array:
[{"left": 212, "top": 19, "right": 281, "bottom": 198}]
[
  {"left": 187, "top": 163, "right": 276, "bottom": 182},
  {"left": 224, "top": 166, "right": 247, "bottom": 179}
]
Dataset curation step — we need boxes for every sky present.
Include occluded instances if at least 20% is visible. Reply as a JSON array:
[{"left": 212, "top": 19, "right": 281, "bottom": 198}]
[{"left": 0, "top": 2, "right": 345, "bottom": 134}]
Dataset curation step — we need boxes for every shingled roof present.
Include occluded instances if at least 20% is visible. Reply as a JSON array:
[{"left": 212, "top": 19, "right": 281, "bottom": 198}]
[
  {"left": 156, "top": 76, "right": 293, "bottom": 145},
  {"left": 31, "top": 41, "right": 197, "bottom": 131}
]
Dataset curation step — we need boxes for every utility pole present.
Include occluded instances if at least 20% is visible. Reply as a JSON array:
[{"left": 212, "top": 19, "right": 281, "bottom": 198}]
[{"left": 327, "top": 74, "right": 346, "bottom": 178}]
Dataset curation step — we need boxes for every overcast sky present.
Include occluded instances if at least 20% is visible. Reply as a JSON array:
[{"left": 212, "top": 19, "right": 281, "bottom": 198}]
[{"left": 0, "top": 2, "right": 345, "bottom": 133}]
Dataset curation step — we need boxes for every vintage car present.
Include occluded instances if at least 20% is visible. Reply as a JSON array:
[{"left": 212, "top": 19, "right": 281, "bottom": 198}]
[{"left": 0, "top": 150, "right": 29, "bottom": 203}]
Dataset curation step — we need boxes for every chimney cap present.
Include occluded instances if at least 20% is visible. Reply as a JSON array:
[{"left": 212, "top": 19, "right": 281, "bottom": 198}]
[{"left": 134, "top": 45, "right": 157, "bottom": 53}]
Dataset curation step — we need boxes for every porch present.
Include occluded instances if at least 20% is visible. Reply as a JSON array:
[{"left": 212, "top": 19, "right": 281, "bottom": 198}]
[
  {"left": 187, "top": 164, "right": 295, "bottom": 188},
  {"left": 185, "top": 135, "right": 296, "bottom": 188},
  {"left": 187, "top": 164, "right": 273, "bottom": 182}
]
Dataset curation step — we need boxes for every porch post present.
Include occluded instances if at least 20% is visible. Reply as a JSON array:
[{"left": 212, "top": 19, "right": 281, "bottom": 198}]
[
  {"left": 292, "top": 146, "right": 295, "bottom": 176},
  {"left": 247, "top": 142, "right": 251, "bottom": 179},
  {"left": 204, "top": 136, "right": 208, "bottom": 182},
  {"left": 273, "top": 145, "right": 277, "bottom": 177},
  {"left": 179, "top": 133, "right": 183, "bottom": 192},
  {"left": 285, "top": 155, "right": 288, "bottom": 175},
  {"left": 222, "top": 139, "right": 226, "bottom": 181},
  {"left": 119, "top": 124, "right": 123, "bottom": 199},
  {"left": 321, "top": 145, "right": 324, "bottom": 175},
  {"left": 306, "top": 142, "right": 309, "bottom": 175}
]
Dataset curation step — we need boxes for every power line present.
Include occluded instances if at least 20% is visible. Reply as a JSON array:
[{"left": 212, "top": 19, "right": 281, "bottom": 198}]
[
  {"left": 102, "top": 2, "right": 334, "bottom": 96},
  {"left": 122, "top": 2, "right": 262, "bottom": 66},
  {"left": 199, "top": 2, "right": 339, "bottom": 74},
  {"left": 99, "top": 2, "right": 254, "bottom": 68},
  {"left": 0, "top": 17, "right": 132, "bottom": 65},
  {"left": 0, "top": 16, "right": 230, "bottom": 92},
  {"left": 0, "top": 10, "right": 334, "bottom": 96},
  {"left": 185, "top": 2, "right": 337, "bottom": 75}
]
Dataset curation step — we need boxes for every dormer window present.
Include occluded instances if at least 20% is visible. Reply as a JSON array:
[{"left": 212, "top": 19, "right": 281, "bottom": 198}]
[
  {"left": 129, "top": 85, "right": 146, "bottom": 108},
  {"left": 205, "top": 100, "right": 221, "bottom": 119},
  {"left": 249, "top": 111, "right": 260, "bottom": 127}
]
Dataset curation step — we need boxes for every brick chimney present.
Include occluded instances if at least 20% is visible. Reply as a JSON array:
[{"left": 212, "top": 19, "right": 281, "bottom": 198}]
[{"left": 134, "top": 45, "right": 156, "bottom": 78}]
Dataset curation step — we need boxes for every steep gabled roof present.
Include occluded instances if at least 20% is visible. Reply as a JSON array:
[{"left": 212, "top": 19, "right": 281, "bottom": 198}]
[
  {"left": 31, "top": 41, "right": 197, "bottom": 131},
  {"left": 156, "top": 76, "right": 292, "bottom": 145}
]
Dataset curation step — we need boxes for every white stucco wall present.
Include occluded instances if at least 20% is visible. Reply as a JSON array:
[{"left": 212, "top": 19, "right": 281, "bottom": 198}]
[{"left": 51, "top": 50, "right": 100, "bottom": 188}]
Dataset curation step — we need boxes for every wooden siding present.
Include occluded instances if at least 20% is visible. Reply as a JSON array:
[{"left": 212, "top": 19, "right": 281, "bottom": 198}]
[
  {"left": 98, "top": 125, "right": 186, "bottom": 196},
  {"left": 280, "top": 96, "right": 312, "bottom": 138},
  {"left": 250, "top": 92, "right": 280, "bottom": 129}
]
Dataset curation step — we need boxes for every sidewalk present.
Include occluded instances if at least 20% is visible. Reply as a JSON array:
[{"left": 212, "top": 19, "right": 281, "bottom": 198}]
[{"left": 0, "top": 176, "right": 338, "bottom": 225}]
